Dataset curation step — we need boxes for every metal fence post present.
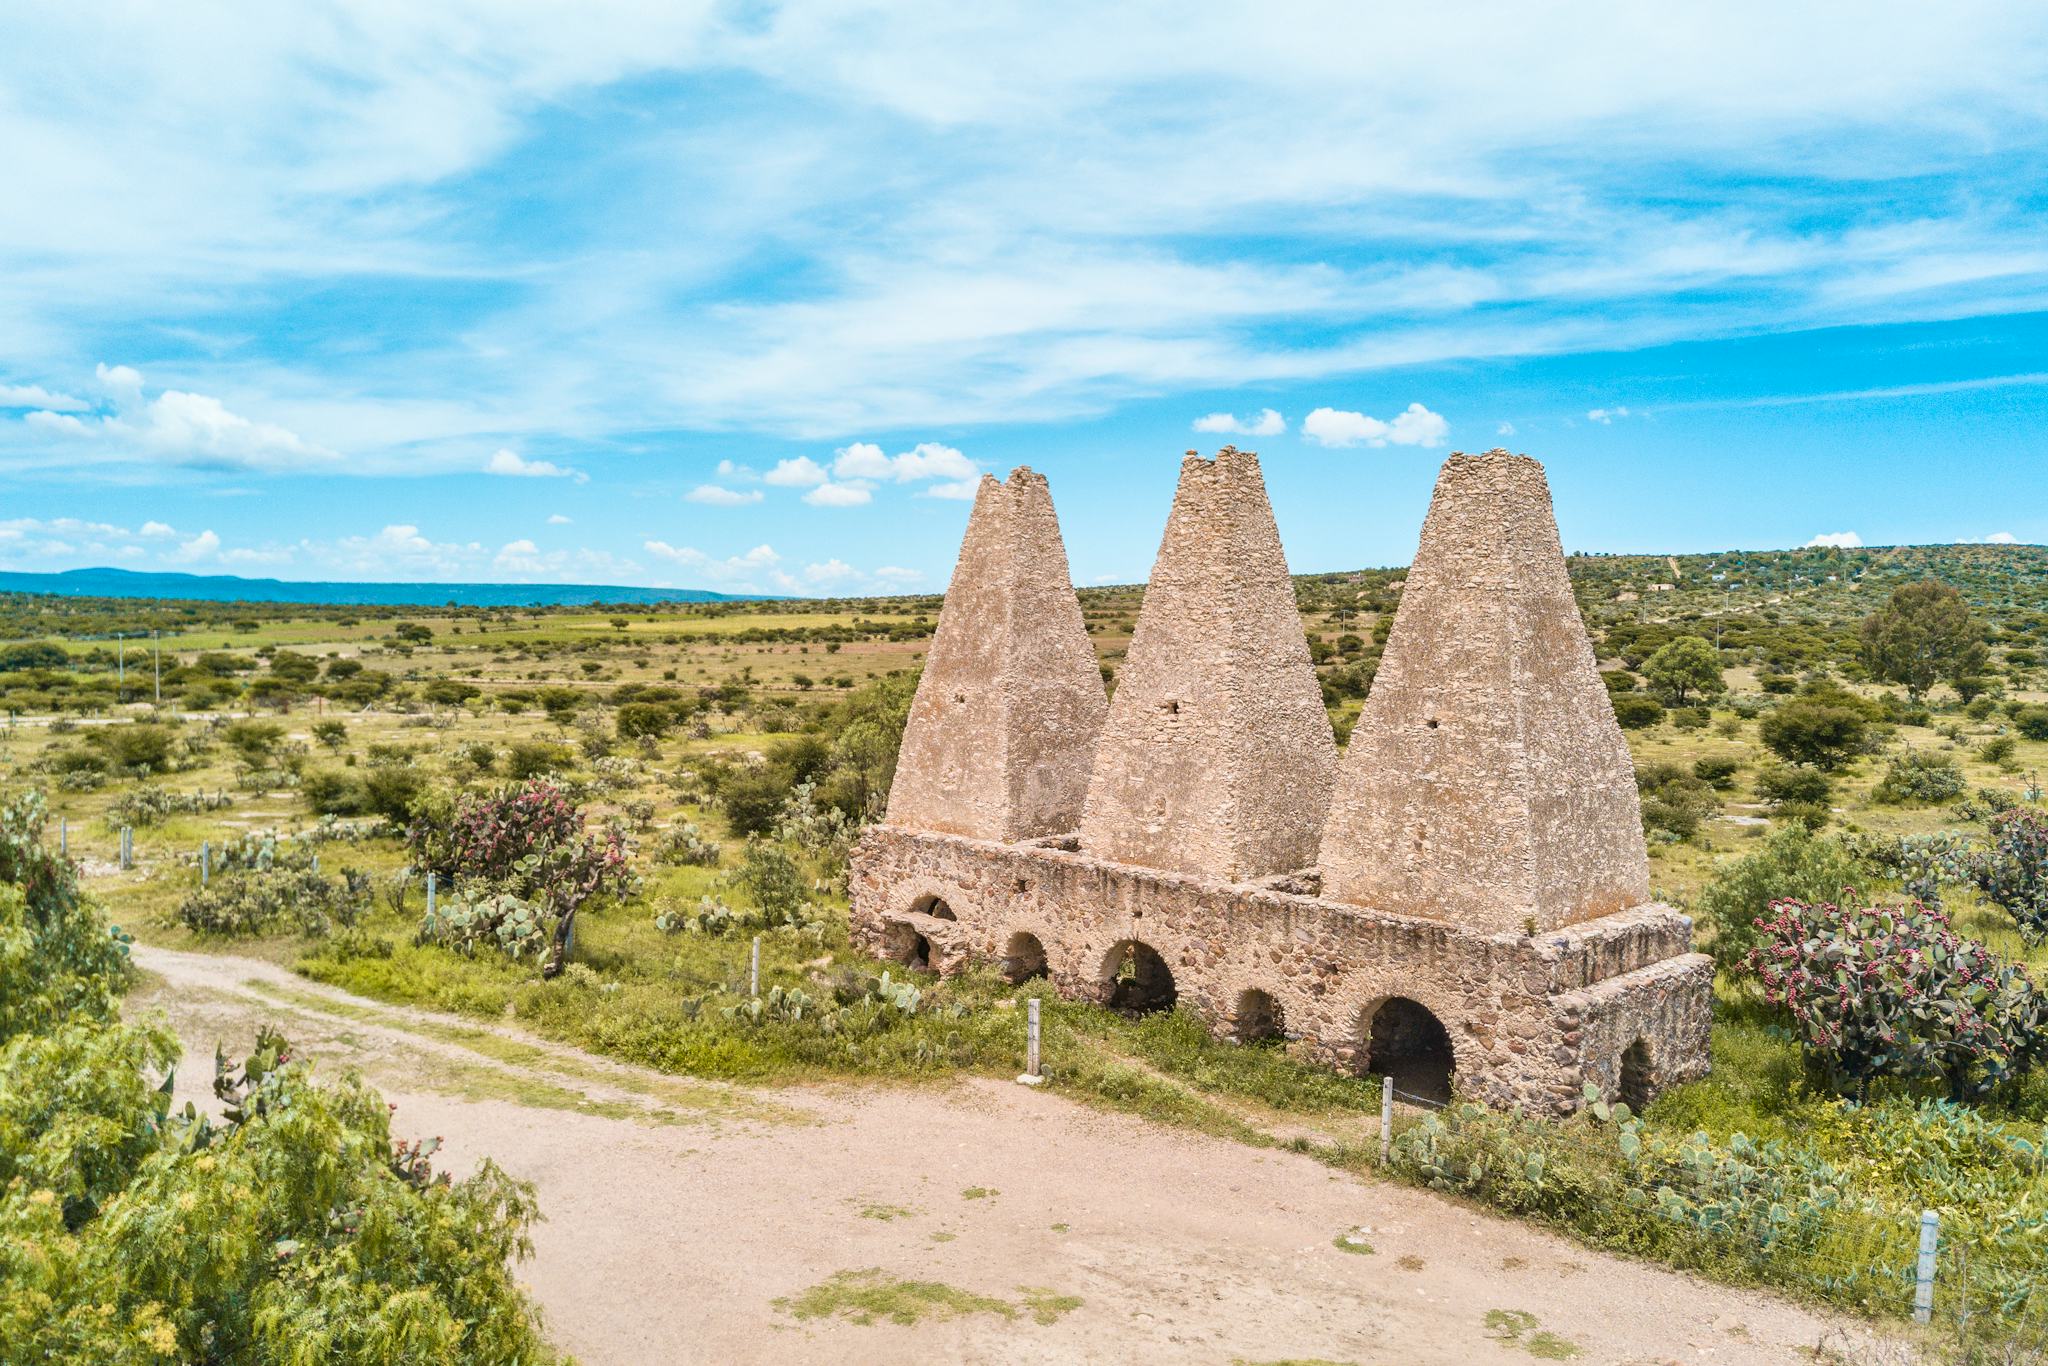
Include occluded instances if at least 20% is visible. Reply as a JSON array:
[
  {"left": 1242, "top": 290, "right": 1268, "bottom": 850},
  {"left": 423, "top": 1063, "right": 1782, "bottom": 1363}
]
[
  {"left": 1380, "top": 1075, "right": 1395, "bottom": 1167},
  {"left": 201, "top": 840, "right": 210, "bottom": 886},
  {"left": 1914, "top": 1209, "right": 1940, "bottom": 1324},
  {"left": 120, "top": 825, "right": 132, "bottom": 870},
  {"left": 749, "top": 936, "right": 761, "bottom": 997},
  {"left": 426, "top": 871, "right": 436, "bottom": 916},
  {"left": 59, "top": 817, "right": 67, "bottom": 858}
]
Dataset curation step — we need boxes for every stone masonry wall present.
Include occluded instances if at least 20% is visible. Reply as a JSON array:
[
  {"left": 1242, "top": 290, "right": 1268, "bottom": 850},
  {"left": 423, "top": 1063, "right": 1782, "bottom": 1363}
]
[
  {"left": 883, "top": 467, "right": 1107, "bottom": 842},
  {"left": 850, "top": 826, "right": 1713, "bottom": 1114},
  {"left": 1319, "top": 451, "right": 1650, "bottom": 934},
  {"left": 1079, "top": 448, "right": 1336, "bottom": 882}
]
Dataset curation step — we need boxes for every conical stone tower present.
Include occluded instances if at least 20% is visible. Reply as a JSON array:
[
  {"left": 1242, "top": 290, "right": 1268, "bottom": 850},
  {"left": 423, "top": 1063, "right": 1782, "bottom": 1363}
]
[
  {"left": 1319, "top": 450, "right": 1649, "bottom": 933},
  {"left": 884, "top": 466, "right": 1107, "bottom": 842},
  {"left": 1079, "top": 447, "right": 1336, "bottom": 882}
]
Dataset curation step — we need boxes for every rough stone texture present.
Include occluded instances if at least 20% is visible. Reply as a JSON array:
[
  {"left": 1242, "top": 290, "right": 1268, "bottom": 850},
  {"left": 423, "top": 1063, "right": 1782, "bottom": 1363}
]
[
  {"left": 854, "top": 446, "right": 1710, "bottom": 1113},
  {"left": 1079, "top": 448, "right": 1336, "bottom": 882},
  {"left": 1318, "top": 450, "right": 1650, "bottom": 934},
  {"left": 884, "top": 467, "right": 1108, "bottom": 842},
  {"left": 849, "top": 826, "right": 1713, "bottom": 1114}
]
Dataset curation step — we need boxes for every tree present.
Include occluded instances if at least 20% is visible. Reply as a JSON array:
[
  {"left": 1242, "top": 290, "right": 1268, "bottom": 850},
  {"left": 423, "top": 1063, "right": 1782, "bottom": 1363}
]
[
  {"left": 1759, "top": 700, "right": 1867, "bottom": 770},
  {"left": 1859, "top": 578, "right": 1987, "bottom": 700},
  {"left": 1642, "top": 636, "right": 1724, "bottom": 707}
]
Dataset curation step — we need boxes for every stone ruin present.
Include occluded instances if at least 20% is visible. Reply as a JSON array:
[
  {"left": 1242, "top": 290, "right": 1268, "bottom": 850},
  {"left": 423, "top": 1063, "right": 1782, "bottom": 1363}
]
[{"left": 849, "top": 448, "right": 1712, "bottom": 1113}]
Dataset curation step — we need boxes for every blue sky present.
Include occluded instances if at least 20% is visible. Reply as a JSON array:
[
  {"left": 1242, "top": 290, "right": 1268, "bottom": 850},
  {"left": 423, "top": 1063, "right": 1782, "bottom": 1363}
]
[{"left": 2, "top": 3, "right": 2045, "bottom": 594}]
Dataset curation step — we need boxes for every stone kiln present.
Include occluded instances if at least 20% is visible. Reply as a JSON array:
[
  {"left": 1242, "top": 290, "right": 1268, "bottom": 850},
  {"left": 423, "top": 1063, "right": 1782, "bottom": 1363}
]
[{"left": 849, "top": 448, "right": 1711, "bottom": 1113}]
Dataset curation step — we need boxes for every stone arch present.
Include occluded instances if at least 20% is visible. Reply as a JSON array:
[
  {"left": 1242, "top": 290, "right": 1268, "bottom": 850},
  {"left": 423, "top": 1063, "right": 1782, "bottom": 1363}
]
[
  {"left": 1360, "top": 995, "right": 1455, "bottom": 1105},
  {"left": 909, "top": 892, "right": 958, "bottom": 921},
  {"left": 881, "top": 920, "right": 934, "bottom": 972},
  {"left": 1230, "top": 988, "right": 1287, "bottom": 1045},
  {"left": 1098, "top": 939, "right": 1177, "bottom": 1015},
  {"left": 1001, "top": 930, "right": 1049, "bottom": 984},
  {"left": 1618, "top": 1037, "right": 1654, "bottom": 1112}
]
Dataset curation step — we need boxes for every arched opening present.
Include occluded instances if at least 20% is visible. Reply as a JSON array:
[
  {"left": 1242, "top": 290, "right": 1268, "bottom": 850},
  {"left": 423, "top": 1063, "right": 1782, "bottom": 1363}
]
[
  {"left": 1101, "top": 940, "right": 1176, "bottom": 1015},
  {"left": 1001, "top": 931, "right": 1049, "bottom": 984},
  {"left": 882, "top": 920, "right": 933, "bottom": 972},
  {"left": 1364, "top": 997, "right": 1455, "bottom": 1105},
  {"left": 1619, "top": 1038, "right": 1654, "bottom": 1112},
  {"left": 911, "top": 894, "right": 957, "bottom": 922},
  {"left": 1231, "top": 988, "right": 1287, "bottom": 1045}
]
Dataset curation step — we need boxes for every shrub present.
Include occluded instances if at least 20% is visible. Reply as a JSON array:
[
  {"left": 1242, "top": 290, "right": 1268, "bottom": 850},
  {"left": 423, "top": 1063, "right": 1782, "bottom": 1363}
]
[
  {"left": 1635, "top": 764, "right": 1718, "bottom": 841},
  {"left": 1974, "top": 806, "right": 2048, "bottom": 944},
  {"left": 724, "top": 840, "right": 813, "bottom": 926},
  {"left": 0, "top": 791, "right": 558, "bottom": 1362},
  {"left": 90, "top": 722, "right": 174, "bottom": 774},
  {"left": 1601, "top": 670, "right": 1637, "bottom": 695},
  {"left": 1694, "top": 824, "right": 1864, "bottom": 970},
  {"left": 361, "top": 764, "right": 428, "bottom": 822},
  {"left": 1611, "top": 695, "right": 1665, "bottom": 730},
  {"left": 1979, "top": 735, "right": 2019, "bottom": 769},
  {"left": 1759, "top": 701, "right": 1868, "bottom": 770},
  {"left": 176, "top": 865, "right": 369, "bottom": 938},
  {"left": 1692, "top": 756, "right": 1740, "bottom": 789},
  {"left": 1748, "top": 898, "right": 2048, "bottom": 1100},
  {"left": 311, "top": 718, "right": 349, "bottom": 749},
  {"left": 1842, "top": 831, "right": 1976, "bottom": 910},
  {"left": 1755, "top": 763, "right": 1831, "bottom": 809},
  {"left": 300, "top": 767, "right": 369, "bottom": 816},
  {"left": 2015, "top": 706, "right": 2048, "bottom": 741},
  {"left": 1870, "top": 751, "right": 1965, "bottom": 806},
  {"left": 505, "top": 740, "right": 574, "bottom": 780}
]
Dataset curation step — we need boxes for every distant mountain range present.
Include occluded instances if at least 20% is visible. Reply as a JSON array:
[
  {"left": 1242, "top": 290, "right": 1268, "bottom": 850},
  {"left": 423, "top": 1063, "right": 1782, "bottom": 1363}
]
[{"left": 0, "top": 567, "right": 773, "bottom": 608}]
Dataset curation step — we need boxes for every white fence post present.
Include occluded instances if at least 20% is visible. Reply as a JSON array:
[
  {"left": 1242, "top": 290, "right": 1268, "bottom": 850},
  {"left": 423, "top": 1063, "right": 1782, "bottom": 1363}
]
[
  {"left": 1017, "top": 996, "right": 1045, "bottom": 1086},
  {"left": 426, "top": 871, "right": 436, "bottom": 916},
  {"left": 1380, "top": 1075, "right": 1394, "bottom": 1167},
  {"left": 200, "top": 841, "right": 210, "bottom": 886},
  {"left": 120, "top": 826, "right": 132, "bottom": 870},
  {"left": 1914, "top": 1209, "right": 1940, "bottom": 1324},
  {"left": 59, "top": 817, "right": 66, "bottom": 858},
  {"left": 749, "top": 936, "right": 761, "bottom": 997}
]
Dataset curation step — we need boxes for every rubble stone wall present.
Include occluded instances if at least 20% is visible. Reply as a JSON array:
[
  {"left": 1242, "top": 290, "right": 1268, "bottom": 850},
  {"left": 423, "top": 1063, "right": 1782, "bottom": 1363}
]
[{"left": 850, "top": 825, "right": 1713, "bottom": 1113}]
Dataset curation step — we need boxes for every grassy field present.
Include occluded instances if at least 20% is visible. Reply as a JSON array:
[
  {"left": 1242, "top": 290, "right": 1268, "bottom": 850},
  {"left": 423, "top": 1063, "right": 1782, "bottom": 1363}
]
[{"left": 10, "top": 543, "right": 2048, "bottom": 1346}]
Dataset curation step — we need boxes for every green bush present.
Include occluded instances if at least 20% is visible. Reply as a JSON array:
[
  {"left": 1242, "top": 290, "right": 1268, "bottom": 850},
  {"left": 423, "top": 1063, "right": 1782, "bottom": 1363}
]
[
  {"left": 1611, "top": 695, "right": 1665, "bottom": 730},
  {"left": 1759, "top": 701, "right": 1868, "bottom": 770},
  {"left": 1671, "top": 707, "right": 1711, "bottom": 732},
  {"left": 1870, "top": 751, "right": 1966, "bottom": 806},
  {"left": 300, "top": 767, "right": 369, "bottom": 816},
  {"left": 725, "top": 841, "right": 813, "bottom": 925},
  {"left": 1694, "top": 824, "right": 1865, "bottom": 970},
  {"left": 1979, "top": 735, "right": 2019, "bottom": 769},
  {"left": 1692, "top": 756, "right": 1740, "bottom": 789},
  {"left": 361, "top": 764, "right": 428, "bottom": 822},
  {"left": 0, "top": 790, "right": 556, "bottom": 1362},
  {"left": 505, "top": 740, "right": 574, "bottom": 781},
  {"left": 177, "top": 866, "right": 368, "bottom": 938},
  {"left": 1636, "top": 764, "right": 1718, "bottom": 841},
  {"left": 2016, "top": 706, "right": 2048, "bottom": 741}
]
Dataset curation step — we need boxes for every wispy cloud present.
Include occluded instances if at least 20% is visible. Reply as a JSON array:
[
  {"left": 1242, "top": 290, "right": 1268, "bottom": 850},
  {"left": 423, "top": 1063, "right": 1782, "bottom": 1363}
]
[
  {"left": 485, "top": 448, "right": 587, "bottom": 482},
  {"left": 1192, "top": 409, "right": 1285, "bottom": 437}
]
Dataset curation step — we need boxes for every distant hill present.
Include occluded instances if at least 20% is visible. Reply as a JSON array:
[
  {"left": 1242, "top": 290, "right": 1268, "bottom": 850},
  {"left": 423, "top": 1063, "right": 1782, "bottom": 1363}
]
[{"left": 0, "top": 567, "right": 772, "bottom": 609}]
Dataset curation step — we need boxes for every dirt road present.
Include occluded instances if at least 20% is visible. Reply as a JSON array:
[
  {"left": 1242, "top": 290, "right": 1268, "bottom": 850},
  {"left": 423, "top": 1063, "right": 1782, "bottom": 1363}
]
[{"left": 128, "top": 943, "right": 1875, "bottom": 1365}]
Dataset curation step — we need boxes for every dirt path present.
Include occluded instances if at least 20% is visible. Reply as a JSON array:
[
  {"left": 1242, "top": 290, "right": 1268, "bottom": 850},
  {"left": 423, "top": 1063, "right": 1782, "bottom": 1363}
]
[{"left": 128, "top": 943, "right": 1880, "bottom": 1365}]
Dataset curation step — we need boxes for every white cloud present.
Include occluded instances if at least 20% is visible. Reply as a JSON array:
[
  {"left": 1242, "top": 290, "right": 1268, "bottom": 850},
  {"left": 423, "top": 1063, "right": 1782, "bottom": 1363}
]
[
  {"left": 872, "top": 565, "right": 923, "bottom": 585},
  {"left": 0, "top": 384, "right": 86, "bottom": 411},
  {"left": 803, "top": 481, "right": 873, "bottom": 507},
  {"left": 1982, "top": 531, "right": 2019, "bottom": 544},
  {"left": 547, "top": 513, "right": 573, "bottom": 524},
  {"left": 13, "top": 364, "right": 336, "bottom": 472},
  {"left": 139, "top": 520, "right": 176, "bottom": 537},
  {"left": 827, "top": 441, "right": 979, "bottom": 493},
  {"left": 643, "top": 540, "right": 782, "bottom": 584},
  {"left": 764, "top": 456, "right": 830, "bottom": 487},
  {"left": 172, "top": 529, "right": 221, "bottom": 563},
  {"left": 1586, "top": 406, "right": 1632, "bottom": 424},
  {"left": 715, "top": 459, "right": 759, "bottom": 482},
  {"left": 1192, "top": 408, "right": 1285, "bottom": 437},
  {"left": 485, "top": 448, "right": 586, "bottom": 482},
  {"left": 1806, "top": 531, "right": 1863, "bottom": 548},
  {"left": 686, "top": 484, "right": 765, "bottom": 506},
  {"left": 1302, "top": 402, "right": 1448, "bottom": 449},
  {"left": 1496, "top": 421, "right": 1517, "bottom": 437},
  {"left": 803, "top": 558, "right": 858, "bottom": 585}
]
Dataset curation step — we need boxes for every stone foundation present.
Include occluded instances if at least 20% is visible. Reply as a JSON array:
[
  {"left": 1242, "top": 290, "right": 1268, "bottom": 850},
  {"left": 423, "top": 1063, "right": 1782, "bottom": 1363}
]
[{"left": 850, "top": 825, "right": 1713, "bottom": 1114}]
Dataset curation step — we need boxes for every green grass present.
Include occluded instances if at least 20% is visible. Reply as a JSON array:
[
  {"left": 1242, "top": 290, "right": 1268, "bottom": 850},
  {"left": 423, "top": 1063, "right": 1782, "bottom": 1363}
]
[{"left": 773, "top": 1270, "right": 1068, "bottom": 1328}]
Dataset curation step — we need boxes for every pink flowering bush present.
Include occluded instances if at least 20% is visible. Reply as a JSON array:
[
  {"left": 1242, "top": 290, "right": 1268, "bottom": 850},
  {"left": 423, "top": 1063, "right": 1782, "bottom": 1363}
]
[
  {"left": 408, "top": 779, "right": 635, "bottom": 975},
  {"left": 1748, "top": 897, "right": 2048, "bottom": 1100}
]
